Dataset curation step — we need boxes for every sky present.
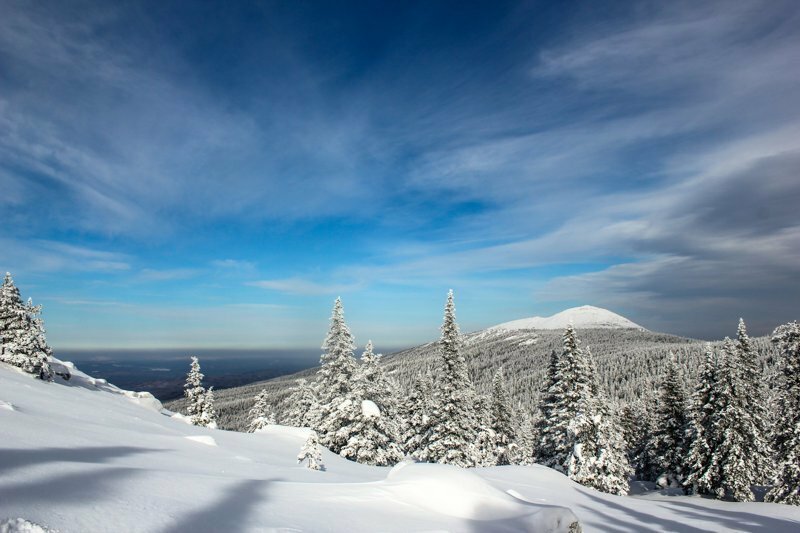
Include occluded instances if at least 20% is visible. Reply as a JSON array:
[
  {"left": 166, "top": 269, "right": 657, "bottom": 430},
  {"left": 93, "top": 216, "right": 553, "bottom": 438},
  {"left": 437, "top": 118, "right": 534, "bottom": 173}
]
[{"left": 1, "top": 0, "right": 799, "bottom": 350}]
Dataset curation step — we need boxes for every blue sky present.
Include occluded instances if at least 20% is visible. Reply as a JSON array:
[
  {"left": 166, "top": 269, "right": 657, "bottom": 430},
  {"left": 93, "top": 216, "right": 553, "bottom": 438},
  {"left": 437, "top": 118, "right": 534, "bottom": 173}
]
[{"left": 1, "top": 0, "right": 799, "bottom": 349}]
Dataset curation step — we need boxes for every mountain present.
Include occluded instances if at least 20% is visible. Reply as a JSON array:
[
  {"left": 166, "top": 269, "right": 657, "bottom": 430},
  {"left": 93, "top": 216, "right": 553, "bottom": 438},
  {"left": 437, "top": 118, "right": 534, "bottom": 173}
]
[
  {"left": 4, "top": 360, "right": 800, "bottom": 532},
  {"left": 489, "top": 305, "right": 645, "bottom": 332},
  {"left": 167, "top": 314, "right": 780, "bottom": 434}
]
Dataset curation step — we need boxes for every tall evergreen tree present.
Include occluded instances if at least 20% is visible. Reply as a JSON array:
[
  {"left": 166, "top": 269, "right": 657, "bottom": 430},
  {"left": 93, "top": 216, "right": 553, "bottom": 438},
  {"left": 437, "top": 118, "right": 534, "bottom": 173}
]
[
  {"left": 336, "top": 341, "right": 403, "bottom": 465},
  {"left": 184, "top": 356, "right": 213, "bottom": 427},
  {"left": 315, "top": 297, "right": 358, "bottom": 453},
  {"left": 248, "top": 389, "right": 276, "bottom": 433},
  {"left": 491, "top": 367, "right": 517, "bottom": 465},
  {"left": 400, "top": 372, "right": 435, "bottom": 456},
  {"left": 766, "top": 321, "right": 800, "bottom": 505},
  {"left": 684, "top": 344, "right": 720, "bottom": 495},
  {"left": 0, "top": 273, "right": 53, "bottom": 380},
  {"left": 733, "top": 319, "right": 773, "bottom": 482},
  {"left": 622, "top": 398, "right": 657, "bottom": 481},
  {"left": 712, "top": 338, "right": 755, "bottom": 501},
  {"left": 646, "top": 355, "right": 691, "bottom": 487},
  {"left": 338, "top": 398, "right": 404, "bottom": 466},
  {"left": 355, "top": 340, "right": 398, "bottom": 418},
  {"left": 283, "top": 379, "right": 321, "bottom": 428},
  {"left": 537, "top": 324, "right": 594, "bottom": 471},
  {"left": 415, "top": 290, "right": 480, "bottom": 467},
  {"left": 537, "top": 325, "right": 630, "bottom": 494},
  {"left": 200, "top": 387, "right": 218, "bottom": 429}
]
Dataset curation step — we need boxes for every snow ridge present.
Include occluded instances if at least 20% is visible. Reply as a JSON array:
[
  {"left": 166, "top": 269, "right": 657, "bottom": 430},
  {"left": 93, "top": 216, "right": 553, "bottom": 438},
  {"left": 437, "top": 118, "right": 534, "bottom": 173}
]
[{"left": 489, "top": 305, "right": 645, "bottom": 332}]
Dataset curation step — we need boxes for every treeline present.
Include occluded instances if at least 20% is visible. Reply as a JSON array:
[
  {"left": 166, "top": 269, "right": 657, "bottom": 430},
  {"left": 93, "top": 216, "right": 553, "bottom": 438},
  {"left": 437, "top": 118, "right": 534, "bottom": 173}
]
[{"left": 178, "top": 291, "right": 800, "bottom": 503}]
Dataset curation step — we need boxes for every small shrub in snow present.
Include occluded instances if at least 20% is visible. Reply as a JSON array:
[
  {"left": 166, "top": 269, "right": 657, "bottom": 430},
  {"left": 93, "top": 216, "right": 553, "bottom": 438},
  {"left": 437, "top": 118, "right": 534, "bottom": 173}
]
[{"left": 298, "top": 431, "right": 325, "bottom": 471}]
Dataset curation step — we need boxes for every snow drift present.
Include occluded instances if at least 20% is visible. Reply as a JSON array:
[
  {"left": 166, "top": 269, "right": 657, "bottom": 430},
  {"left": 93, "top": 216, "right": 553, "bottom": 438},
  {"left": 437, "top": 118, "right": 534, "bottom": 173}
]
[{"left": 2, "top": 359, "right": 799, "bottom": 532}]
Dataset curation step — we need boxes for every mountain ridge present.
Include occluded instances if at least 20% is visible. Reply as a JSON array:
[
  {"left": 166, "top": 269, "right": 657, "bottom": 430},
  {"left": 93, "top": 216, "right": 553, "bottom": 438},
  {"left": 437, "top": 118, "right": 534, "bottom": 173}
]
[{"left": 488, "top": 305, "right": 645, "bottom": 332}]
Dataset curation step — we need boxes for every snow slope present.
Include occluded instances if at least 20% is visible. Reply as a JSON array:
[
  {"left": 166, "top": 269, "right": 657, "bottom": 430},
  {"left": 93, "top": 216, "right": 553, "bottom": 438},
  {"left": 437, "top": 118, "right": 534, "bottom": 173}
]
[
  {"left": 489, "top": 305, "right": 645, "bottom": 332},
  {"left": 3, "top": 361, "right": 800, "bottom": 532}
]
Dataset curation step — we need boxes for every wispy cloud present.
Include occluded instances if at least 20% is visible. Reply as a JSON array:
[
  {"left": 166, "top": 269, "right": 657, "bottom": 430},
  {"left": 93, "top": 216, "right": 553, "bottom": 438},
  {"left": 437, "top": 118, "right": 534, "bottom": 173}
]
[
  {"left": 249, "top": 277, "right": 362, "bottom": 296},
  {"left": 0, "top": 239, "right": 131, "bottom": 274}
]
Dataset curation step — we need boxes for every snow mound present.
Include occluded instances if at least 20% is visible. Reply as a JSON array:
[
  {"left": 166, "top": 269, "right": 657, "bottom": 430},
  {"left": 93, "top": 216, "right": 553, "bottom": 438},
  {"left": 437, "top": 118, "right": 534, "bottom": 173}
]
[
  {"left": 385, "top": 462, "right": 581, "bottom": 532},
  {"left": 48, "top": 357, "right": 164, "bottom": 412},
  {"left": 184, "top": 435, "right": 218, "bottom": 446},
  {"left": 0, "top": 400, "right": 14, "bottom": 411},
  {"left": 0, "top": 518, "right": 53, "bottom": 533},
  {"left": 490, "top": 305, "right": 644, "bottom": 332},
  {"left": 361, "top": 399, "right": 380, "bottom": 418}
]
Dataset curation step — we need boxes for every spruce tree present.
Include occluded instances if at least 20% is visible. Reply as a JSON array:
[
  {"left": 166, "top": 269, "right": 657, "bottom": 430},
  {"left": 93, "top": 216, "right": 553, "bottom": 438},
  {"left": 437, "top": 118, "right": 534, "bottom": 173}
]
[
  {"left": 400, "top": 373, "right": 435, "bottom": 457},
  {"left": 515, "top": 408, "right": 537, "bottom": 466},
  {"left": 355, "top": 340, "right": 398, "bottom": 418},
  {"left": 336, "top": 341, "right": 403, "bottom": 465},
  {"left": 646, "top": 356, "right": 691, "bottom": 487},
  {"left": 537, "top": 325, "right": 630, "bottom": 494},
  {"left": 415, "top": 290, "right": 480, "bottom": 467},
  {"left": 315, "top": 297, "right": 358, "bottom": 453},
  {"left": 766, "top": 321, "right": 800, "bottom": 505},
  {"left": 184, "top": 356, "right": 213, "bottom": 427},
  {"left": 199, "top": 387, "right": 218, "bottom": 429},
  {"left": 338, "top": 399, "right": 404, "bottom": 466},
  {"left": 684, "top": 344, "right": 720, "bottom": 495},
  {"left": 714, "top": 339, "right": 755, "bottom": 500},
  {"left": 298, "top": 431, "right": 325, "bottom": 471},
  {"left": 733, "top": 319, "right": 773, "bottom": 482},
  {"left": 283, "top": 379, "right": 321, "bottom": 428},
  {"left": 248, "top": 389, "right": 276, "bottom": 433},
  {"left": 491, "top": 367, "right": 518, "bottom": 465},
  {"left": 622, "top": 398, "right": 656, "bottom": 481},
  {"left": 537, "top": 324, "right": 594, "bottom": 471},
  {"left": 0, "top": 273, "right": 53, "bottom": 380}
]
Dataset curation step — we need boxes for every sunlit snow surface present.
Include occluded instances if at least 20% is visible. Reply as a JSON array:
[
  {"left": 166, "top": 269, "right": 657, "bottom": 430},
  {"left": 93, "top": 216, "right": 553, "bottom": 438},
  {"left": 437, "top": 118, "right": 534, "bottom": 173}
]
[
  {"left": 2, "top": 360, "right": 800, "bottom": 532},
  {"left": 490, "top": 305, "right": 645, "bottom": 332}
]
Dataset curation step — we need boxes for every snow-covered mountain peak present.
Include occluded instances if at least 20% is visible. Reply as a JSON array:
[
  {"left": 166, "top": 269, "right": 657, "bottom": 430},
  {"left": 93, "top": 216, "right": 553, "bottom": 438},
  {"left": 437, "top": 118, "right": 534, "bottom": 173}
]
[{"left": 489, "top": 305, "right": 645, "bottom": 332}]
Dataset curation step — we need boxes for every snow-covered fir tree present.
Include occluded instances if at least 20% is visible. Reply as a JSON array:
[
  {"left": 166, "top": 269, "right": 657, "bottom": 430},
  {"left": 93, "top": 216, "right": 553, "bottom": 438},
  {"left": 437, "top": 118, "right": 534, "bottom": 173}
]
[
  {"left": 283, "top": 379, "right": 321, "bottom": 428},
  {"left": 733, "top": 319, "right": 773, "bottom": 483},
  {"left": 247, "top": 389, "right": 276, "bottom": 433},
  {"left": 298, "top": 431, "right": 325, "bottom": 471},
  {"left": 490, "top": 367, "right": 518, "bottom": 465},
  {"left": 537, "top": 325, "right": 630, "bottom": 494},
  {"left": 354, "top": 340, "right": 399, "bottom": 418},
  {"left": 338, "top": 398, "right": 404, "bottom": 466},
  {"left": 0, "top": 273, "right": 53, "bottom": 380},
  {"left": 315, "top": 298, "right": 361, "bottom": 454},
  {"left": 184, "top": 356, "right": 215, "bottom": 427},
  {"left": 646, "top": 355, "right": 691, "bottom": 487},
  {"left": 199, "top": 387, "right": 218, "bottom": 429},
  {"left": 414, "top": 290, "right": 481, "bottom": 467},
  {"left": 621, "top": 397, "right": 656, "bottom": 481},
  {"left": 687, "top": 336, "right": 766, "bottom": 501},
  {"left": 400, "top": 372, "right": 435, "bottom": 456},
  {"left": 514, "top": 408, "right": 537, "bottom": 465},
  {"left": 765, "top": 321, "right": 800, "bottom": 505},
  {"left": 684, "top": 344, "right": 720, "bottom": 495},
  {"left": 537, "top": 324, "right": 595, "bottom": 470},
  {"left": 712, "top": 338, "right": 756, "bottom": 500}
]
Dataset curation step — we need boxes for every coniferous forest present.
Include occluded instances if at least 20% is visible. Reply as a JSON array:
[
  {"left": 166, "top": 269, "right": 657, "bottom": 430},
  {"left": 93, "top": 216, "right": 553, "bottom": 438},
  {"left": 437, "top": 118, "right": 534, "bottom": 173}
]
[{"left": 162, "top": 287, "right": 799, "bottom": 504}]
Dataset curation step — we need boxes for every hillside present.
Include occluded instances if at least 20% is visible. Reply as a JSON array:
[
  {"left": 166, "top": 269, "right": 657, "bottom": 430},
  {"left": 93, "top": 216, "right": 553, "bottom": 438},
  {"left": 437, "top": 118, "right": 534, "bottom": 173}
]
[
  {"left": 3, "top": 360, "right": 800, "bottom": 532},
  {"left": 175, "top": 321, "right": 780, "bottom": 433}
]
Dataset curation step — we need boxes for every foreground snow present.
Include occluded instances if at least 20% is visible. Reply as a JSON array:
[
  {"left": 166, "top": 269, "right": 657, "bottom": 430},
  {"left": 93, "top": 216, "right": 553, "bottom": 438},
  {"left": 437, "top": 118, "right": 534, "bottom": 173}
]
[
  {"left": 2, "top": 361, "right": 799, "bottom": 532},
  {"left": 490, "top": 305, "right": 645, "bottom": 332}
]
